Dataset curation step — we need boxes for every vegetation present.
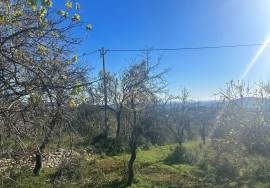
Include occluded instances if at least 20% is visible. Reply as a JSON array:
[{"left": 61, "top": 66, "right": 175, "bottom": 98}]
[{"left": 1, "top": 0, "right": 270, "bottom": 188}]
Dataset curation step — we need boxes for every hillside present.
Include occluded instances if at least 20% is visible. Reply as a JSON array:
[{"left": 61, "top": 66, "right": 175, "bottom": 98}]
[{"left": 1, "top": 140, "right": 270, "bottom": 188}]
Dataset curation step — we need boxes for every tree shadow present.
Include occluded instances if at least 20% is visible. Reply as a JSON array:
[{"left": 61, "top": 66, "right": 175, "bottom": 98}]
[{"left": 101, "top": 179, "right": 128, "bottom": 188}]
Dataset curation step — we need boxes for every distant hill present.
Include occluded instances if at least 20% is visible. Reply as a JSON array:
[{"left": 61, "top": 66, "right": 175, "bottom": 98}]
[{"left": 230, "top": 97, "right": 270, "bottom": 109}]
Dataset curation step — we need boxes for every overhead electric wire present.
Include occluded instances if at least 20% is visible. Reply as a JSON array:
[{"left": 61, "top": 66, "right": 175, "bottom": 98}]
[
  {"left": 82, "top": 42, "right": 268, "bottom": 56},
  {"left": 106, "top": 43, "right": 264, "bottom": 52},
  {"left": 79, "top": 49, "right": 100, "bottom": 57}
]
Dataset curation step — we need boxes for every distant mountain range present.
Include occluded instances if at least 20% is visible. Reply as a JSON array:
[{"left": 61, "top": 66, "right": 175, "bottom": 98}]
[{"left": 197, "top": 97, "right": 270, "bottom": 109}]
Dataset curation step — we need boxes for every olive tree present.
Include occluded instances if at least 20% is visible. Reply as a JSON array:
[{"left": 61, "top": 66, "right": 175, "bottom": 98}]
[{"left": 121, "top": 57, "right": 167, "bottom": 186}]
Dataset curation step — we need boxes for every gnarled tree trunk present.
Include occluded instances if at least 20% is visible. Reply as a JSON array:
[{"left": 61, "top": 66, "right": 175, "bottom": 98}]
[
  {"left": 33, "top": 113, "right": 58, "bottom": 176},
  {"left": 116, "top": 111, "right": 121, "bottom": 139},
  {"left": 127, "top": 141, "right": 137, "bottom": 186},
  {"left": 33, "top": 151, "right": 42, "bottom": 176},
  {"left": 127, "top": 99, "right": 137, "bottom": 186}
]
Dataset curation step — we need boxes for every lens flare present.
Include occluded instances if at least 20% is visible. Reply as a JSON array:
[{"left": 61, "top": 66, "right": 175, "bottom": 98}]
[{"left": 240, "top": 35, "right": 270, "bottom": 80}]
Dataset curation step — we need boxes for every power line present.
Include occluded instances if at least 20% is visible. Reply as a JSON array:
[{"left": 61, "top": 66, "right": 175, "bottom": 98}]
[
  {"left": 107, "top": 43, "right": 264, "bottom": 52},
  {"left": 79, "top": 49, "right": 99, "bottom": 58},
  {"left": 81, "top": 42, "right": 267, "bottom": 56}
]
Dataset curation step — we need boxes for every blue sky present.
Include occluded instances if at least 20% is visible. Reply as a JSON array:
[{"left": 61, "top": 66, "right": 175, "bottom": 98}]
[{"left": 55, "top": 0, "right": 270, "bottom": 100}]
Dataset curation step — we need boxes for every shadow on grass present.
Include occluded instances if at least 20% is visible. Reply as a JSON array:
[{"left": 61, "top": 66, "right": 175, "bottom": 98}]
[{"left": 101, "top": 179, "right": 128, "bottom": 188}]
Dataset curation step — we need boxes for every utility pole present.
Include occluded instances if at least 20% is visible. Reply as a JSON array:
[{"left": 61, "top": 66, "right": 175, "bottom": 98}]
[{"left": 100, "top": 47, "right": 108, "bottom": 137}]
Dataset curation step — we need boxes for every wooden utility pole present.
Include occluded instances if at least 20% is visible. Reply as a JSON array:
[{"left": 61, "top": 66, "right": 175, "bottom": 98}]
[{"left": 100, "top": 47, "right": 108, "bottom": 137}]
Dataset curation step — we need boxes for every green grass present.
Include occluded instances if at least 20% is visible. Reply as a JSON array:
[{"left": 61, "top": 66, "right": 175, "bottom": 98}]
[
  {"left": 93, "top": 142, "right": 211, "bottom": 187},
  {"left": 1, "top": 140, "right": 270, "bottom": 188},
  {"left": 1, "top": 142, "right": 202, "bottom": 188},
  {"left": 0, "top": 167, "right": 54, "bottom": 188},
  {"left": 109, "top": 144, "right": 175, "bottom": 162}
]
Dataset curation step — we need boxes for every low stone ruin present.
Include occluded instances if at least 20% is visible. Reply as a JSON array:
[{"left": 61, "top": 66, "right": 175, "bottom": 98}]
[{"left": 0, "top": 148, "right": 78, "bottom": 173}]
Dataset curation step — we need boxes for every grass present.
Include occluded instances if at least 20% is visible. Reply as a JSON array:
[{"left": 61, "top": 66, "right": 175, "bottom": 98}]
[
  {"left": 0, "top": 167, "right": 54, "bottom": 188},
  {"left": 0, "top": 142, "right": 202, "bottom": 188},
  {"left": 1, "top": 140, "right": 270, "bottom": 187},
  {"left": 86, "top": 141, "right": 211, "bottom": 187}
]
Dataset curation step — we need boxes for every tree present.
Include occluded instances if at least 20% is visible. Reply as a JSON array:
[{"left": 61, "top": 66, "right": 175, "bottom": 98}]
[
  {"left": 0, "top": 0, "right": 92, "bottom": 175},
  {"left": 214, "top": 81, "right": 270, "bottom": 156},
  {"left": 121, "top": 57, "right": 167, "bottom": 186},
  {"left": 106, "top": 72, "right": 132, "bottom": 139},
  {"left": 165, "top": 88, "right": 192, "bottom": 145}
]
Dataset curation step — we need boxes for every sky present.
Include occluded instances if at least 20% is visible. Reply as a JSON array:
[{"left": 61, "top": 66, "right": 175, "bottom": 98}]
[{"left": 54, "top": 0, "right": 270, "bottom": 100}]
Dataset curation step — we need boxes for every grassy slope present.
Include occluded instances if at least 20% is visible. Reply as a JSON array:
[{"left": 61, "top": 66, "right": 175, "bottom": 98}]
[
  {"left": 1, "top": 140, "right": 270, "bottom": 188},
  {"left": 0, "top": 141, "right": 204, "bottom": 188}
]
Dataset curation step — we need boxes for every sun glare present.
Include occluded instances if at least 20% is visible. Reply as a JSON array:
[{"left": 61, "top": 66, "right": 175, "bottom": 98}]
[{"left": 240, "top": 35, "right": 270, "bottom": 80}]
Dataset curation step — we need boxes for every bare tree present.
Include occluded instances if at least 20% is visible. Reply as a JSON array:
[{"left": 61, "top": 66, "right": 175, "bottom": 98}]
[
  {"left": 121, "top": 57, "right": 167, "bottom": 186},
  {"left": 165, "top": 88, "right": 192, "bottom": 145}
]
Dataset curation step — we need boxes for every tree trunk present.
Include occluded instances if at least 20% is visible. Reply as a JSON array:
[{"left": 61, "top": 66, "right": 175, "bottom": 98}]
[
  {"left": 127, "top": 98, "right": 137, "bottom": 186},
  {"left": 127, "top": 142, "right": 137, "bottom": 186},
  {"left": 116, "top": 112, "right": 121, "bottom": 139},
  {"left": 33, "top": 113, "right": 58, "bottom": 176},
  {"left": 33, "top": 151, "right": 42, "bottom": 176},
  {"left": 0, "top": 133, "right": 3, "bottom": 156},
  {"left": 33, "top": 135, "right": 49, "bottom": 176},
  {"left": 201, "top": 123, "right": 206, "bottom": 145}
]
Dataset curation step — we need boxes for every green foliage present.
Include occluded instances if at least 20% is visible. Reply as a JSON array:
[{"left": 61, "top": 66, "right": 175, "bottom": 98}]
[
  {"left": 86, "top": 24, "right": 93, "bottom": 30},
  {"left": 39, "top": 6, "right": 47, "bottom": 18},
  {"left": 243, "top": 155, "right": 270, "bottom": 183},
  {"left": 37, "top": 44, "right": 47, "bottom": 55},
  {"left": 76, "top": 2, "right": 80, "bottom": 10},
  {"left": 72, "top": 55, "right": 78, "bottom": 63},
  {"left": 213, "top": 154, "right": 239, "bottom": 181},
  {"left": 92, "top": 134, "right": 128, "bottom": 155},
  {"left": 58, "top": 10, "right": 68, "bottom": 18},
  {"left": 42, "top": 0, "right": 53, "bottom": 7},
  {"left": 72, "top": 13, "right": 80, "bottom": 22},
  {"left": 29, "top": 92, "right": 41, "bottom": 106},
  {"left": 0, "top": 167, "right": 53, "bottom": 188},
  {"left": 164, "top": 144, "right": 194, "bottom": 165},
  {"left": 137, "top": 135, "right": 153, "bottom": 150},
  {"left": 65, "top": 1, "right": 72, "bottom": 9},
  {"left": 28, "top": 0, "right": 38, "bottom": 10},
  {"left": 1, "top": 141, "right": 270, "bottom": 187},
  {"left": 50, "top": 156, "right": 89, "bottom": 186},
  {"left": 68, "top": 98, "right": 77, "bottom": 108},
  {"left": 241, "top": 126, "right": 270, "bottom": 157}
]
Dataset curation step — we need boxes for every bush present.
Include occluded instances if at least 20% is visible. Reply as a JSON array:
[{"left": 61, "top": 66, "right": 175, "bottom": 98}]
[
  {"left": 164, "top": 144, "right": 193, "bottom": 164},
  {"left": 241, "top": 126, "right": 270, "bottom": 157},
  {"left": 214, "top": 155, "right": 239, "bottom": 180},
  {"left": 137, "top": 135, "right": 153, "bottom": 150},
  {"left": 209, "top": 140, "right": 244, "bottom": 183},
  {"left": 198, "top": 159, "right": 209, "bottom": 172},
  {"left": 0, "top": 166, "right": 51, "bottom": 188},
  {"left": 50, "top": 156, "right": 89, "bottom": 186},
  {"left": 244, "top": 156, "right": 270, "bottom": 183},
  {"left": 92, "top": 134, "right": 127, "bottom": 155}
]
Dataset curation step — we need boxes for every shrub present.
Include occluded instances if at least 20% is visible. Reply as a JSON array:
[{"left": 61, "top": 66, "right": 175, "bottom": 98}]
[
  {"left": 241, "top": 126, "right": 270, "bottom": 157},
  {"left": 137, "top": 135, "right": 153, "bottom": 150},
  {"left": 92, "top": 134, "right": 127, "bottom": 155},
  {"left": 198, "top": 159, "right": 209, "bottom": 172},
  {"left": 244, "top": 156, "right": 270, "bottom": 183},
  {"left": 209, "top": 140, "right": 244, "bottom": 183},
  {"left": 164, "top": 144, "right": 193, "bottom": 164},
  {"left": 0, "top": 166, "right": 51, "bottom": 188},
  {"left": 50, "top": 156, "right": 89, "bottom": 186},
  {"left": 213, "top": 155, "right": 239, "bottom": 180}
]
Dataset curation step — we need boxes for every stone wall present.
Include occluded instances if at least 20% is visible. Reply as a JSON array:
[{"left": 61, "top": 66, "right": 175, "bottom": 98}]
[{"left": 0, "top": 148, "right": 78, "bottom": 173}]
